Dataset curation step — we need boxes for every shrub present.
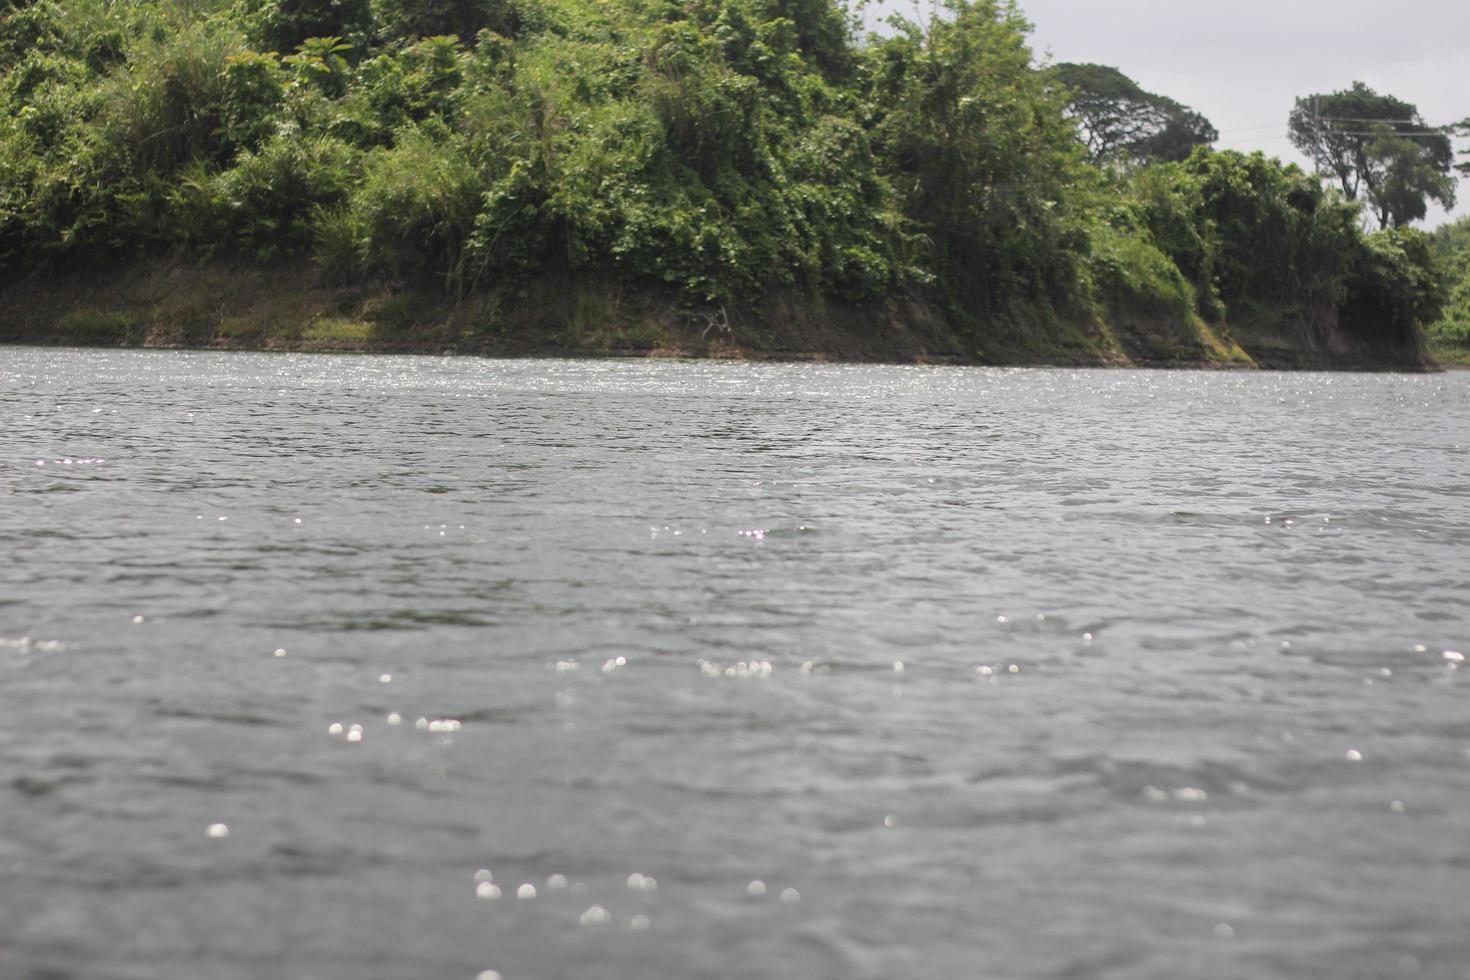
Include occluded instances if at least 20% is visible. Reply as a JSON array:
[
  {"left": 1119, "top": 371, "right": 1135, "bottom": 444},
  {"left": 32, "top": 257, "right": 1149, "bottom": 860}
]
[
  {"left": 175, "top": 134, "right": 360, "bottom": 261},
  {"left": 234, "top": 0, "right": 374, "bottom": 53},
  {"left": 1342, "top": 228, "right": 1444, "bottom": 344},
  {"left": 1087, "top": 222, "right": 1196, "bottom": 321},
  {"left": 1428, "top": 219, "right": 1470, "bottom": 348},
  {"left": 372, "top": 0, "right": 524, "bottom": 43},
  {"left": 326, "top": 128, "right": 484, "bottom": 282}
]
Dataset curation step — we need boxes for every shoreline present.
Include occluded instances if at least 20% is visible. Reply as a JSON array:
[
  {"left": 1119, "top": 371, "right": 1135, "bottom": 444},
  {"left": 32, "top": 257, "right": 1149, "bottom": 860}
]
[{"left": 0, "top": 260, "right": 1443, "bottom": 373}]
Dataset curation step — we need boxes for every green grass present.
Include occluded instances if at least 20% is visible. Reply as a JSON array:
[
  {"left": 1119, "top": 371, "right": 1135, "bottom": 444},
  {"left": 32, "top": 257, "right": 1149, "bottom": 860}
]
[
  {"left": 301, "top": 318, "right": 374, "bottom": 343},
  {"left": 56, "top": 310, "right": 136, "bottom": 343}
]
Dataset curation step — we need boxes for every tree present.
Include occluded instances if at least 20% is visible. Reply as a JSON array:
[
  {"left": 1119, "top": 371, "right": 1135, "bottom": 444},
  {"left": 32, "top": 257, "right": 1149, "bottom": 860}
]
[
  {"left": 869, "top": 1, "right": 1091, "bottom": 312},
  {"left": 1288, "top": 82, "right": 1456, "bottom": 228},
  {"left": 1052, "top": 63, "right": 1217, "bottom": 165}
]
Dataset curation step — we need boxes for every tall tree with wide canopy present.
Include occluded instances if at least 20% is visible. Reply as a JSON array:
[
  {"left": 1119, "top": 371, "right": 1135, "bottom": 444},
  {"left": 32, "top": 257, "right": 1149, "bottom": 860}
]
[
  {"left": 1288, "top": 82, "right": 1456, "bottom": 229},
  {"left": 1052, "top": 63, "right": 1217, "bottom": 165}
]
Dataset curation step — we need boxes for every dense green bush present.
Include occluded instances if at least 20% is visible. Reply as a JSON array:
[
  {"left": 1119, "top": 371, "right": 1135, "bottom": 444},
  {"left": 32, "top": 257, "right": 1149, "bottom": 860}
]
[
  {"left": 1087, "top": 221, "right": 1196, "bottom": 322},
  {"left": 864, "top": 0, "right": 1090, "bottom": 317},
  {"left": 234, "top": 0, "right": 374, "bottom": 53},
  {"left": 1341, "top": 228, "right": 1444, "bottom": 343},
  {"left": 0, "top": 0, "right": 1451, "bottom": 350},
  {"left": 372, "top": 0, "right": 526, "bottom": 43},
  {"left": 1429, "top": 217, "right": 1470, "bottom": 348},
  {"left": 176, "top": 133, "right": 359, "bottom": 261}
]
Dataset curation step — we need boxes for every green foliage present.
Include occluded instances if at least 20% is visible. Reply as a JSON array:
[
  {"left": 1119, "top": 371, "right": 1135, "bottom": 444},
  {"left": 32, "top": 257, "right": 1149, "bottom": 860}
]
[
  {"left": 372, "top": 0, "right": 525, "bottom": 43},
  {"left": 317, "top": 127, "right": 481, "bottom": 281},
  {"left": 1087, "top": 220, "right": 1195, "bottom": 321},
  {"left": 0, "top": 0, "right": 1448, "bottom": 355},
  {"left": 220, "top": 50, "right": 286, "bottom": 150},
  {"left": 1, "top": 2, "right": 63, "bottom": 70},
  {"left": 283, "top": 35, "right": 354, "bottom": 97},
  {"left": 865, "top": 0, "right": 1089, "bottom": 316},
  {"left": 1428, "top": 217, "right": 1470, "bottom": 348},
  {"left": 1181, "top": 149, "right": 1360, "bottom": 329},
  {"left": 234, "top": 0, "right": 374, "bottom": 53},
  {"left": 1288, "top": 82, "right": 1456, "bottom": 229},
  {"left": 175, "top": 133, "right": 359, "bottom": 261},
  {"left": 1053, "top": 62, "right": 1216, "bottom": 165},
  {"left": 1341, "top": 228, "right": 1444, "bottom": 343}
]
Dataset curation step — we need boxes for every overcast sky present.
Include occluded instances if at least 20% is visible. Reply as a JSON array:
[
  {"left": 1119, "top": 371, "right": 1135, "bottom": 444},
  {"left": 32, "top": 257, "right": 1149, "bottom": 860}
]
[{"left": 869, "top": 1, "right": 1469, "bottom": 227}]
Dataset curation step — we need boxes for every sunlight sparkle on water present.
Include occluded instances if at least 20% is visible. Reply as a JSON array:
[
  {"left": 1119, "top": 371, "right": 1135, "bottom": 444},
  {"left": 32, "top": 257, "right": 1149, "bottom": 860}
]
[{"left": 579, "top": 905, "right": 610, "bottom": 926}]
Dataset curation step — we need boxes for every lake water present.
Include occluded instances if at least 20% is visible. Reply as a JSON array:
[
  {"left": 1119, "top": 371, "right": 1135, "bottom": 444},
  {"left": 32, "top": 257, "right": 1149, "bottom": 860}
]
[{"left": 1, "top": 348, "right": 1467, "bottom": 980}]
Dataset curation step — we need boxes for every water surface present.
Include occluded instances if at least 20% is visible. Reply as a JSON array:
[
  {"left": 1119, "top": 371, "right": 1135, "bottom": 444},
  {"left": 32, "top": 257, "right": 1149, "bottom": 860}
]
[{"left": 2, "top": 349, "right": 1467, "bottom": 980}]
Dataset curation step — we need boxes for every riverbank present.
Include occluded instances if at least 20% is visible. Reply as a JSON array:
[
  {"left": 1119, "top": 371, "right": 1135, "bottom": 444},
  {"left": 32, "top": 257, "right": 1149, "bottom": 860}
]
[{"left": 0, "top": 260, "right": 1438, "bottom": 371}]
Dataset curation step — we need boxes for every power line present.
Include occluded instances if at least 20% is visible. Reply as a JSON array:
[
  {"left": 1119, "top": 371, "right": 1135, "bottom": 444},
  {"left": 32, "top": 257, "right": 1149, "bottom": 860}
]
[{"left": 1312, "top": 116, "right": 1421, "bottom": 125}]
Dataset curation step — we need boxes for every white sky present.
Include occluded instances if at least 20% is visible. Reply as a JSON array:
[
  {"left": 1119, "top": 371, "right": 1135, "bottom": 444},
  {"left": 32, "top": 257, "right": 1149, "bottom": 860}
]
[{"left": 867, "top": 1, "right": 1469, "bottom": 227}]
